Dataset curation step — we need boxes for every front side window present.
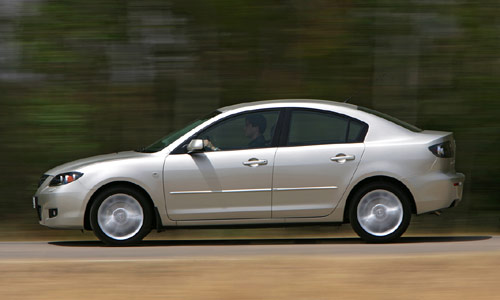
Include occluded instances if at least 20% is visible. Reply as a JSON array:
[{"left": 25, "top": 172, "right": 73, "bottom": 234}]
[
  {"left": 195, "top": 110, "right": 281, "bottom": 151},
  {"left": 286, "top": 109, "right": 367, "bottom": 146},
  {"left": 141, "top": 111, "right": 221, "bottom": 153}
]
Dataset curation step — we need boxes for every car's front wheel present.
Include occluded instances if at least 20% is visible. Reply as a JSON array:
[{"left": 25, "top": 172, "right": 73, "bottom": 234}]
[
  {"left": 90, "top": 186, "right": 152, "bottom": 246},
  {"left": 349, "top": 182, "right": 411, "bottom": 243}
]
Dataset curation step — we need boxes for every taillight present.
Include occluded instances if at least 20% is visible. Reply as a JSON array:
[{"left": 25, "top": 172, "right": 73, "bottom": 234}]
[{"left": 429, "top": 141, "right": 454, "bottom": 158}]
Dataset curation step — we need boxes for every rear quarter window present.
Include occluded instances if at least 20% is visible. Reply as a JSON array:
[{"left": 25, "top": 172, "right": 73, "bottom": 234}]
[{"left": 347, "top": 119, "right": 368, "bottom": 142}]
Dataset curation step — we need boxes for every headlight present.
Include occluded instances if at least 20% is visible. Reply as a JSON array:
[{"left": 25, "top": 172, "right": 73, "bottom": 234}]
[
  {"left": 429, "top": 141, "right": 454, "bottom": 158},
  {"left": 49, "top": 172, "right": 84, "bottom": 186}
]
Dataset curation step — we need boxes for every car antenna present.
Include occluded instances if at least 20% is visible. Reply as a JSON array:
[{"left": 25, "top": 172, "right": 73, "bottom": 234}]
[{"left": 343, "top": 72, "right": 387, "bottom": 103}]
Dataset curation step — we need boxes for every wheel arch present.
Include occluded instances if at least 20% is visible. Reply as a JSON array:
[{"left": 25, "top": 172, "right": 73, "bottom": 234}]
[
  {"left": 84, "top": 181, "right": 158, "bottom": 230},
  {"left": 343, "top": 175, "right": 417, "bottom": 223}
]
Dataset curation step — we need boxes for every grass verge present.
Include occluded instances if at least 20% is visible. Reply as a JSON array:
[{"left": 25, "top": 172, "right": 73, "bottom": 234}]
[{"left": 1, "top": 252, "right": 499, "bottom": 300}]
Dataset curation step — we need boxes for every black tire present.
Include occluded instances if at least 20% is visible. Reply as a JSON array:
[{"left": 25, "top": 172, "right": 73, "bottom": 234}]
[
  {"left": 90, "top": 186, "right": 153, "bottom": 246},
  {"left": 349, "top": 181, "right": 411, "bottom": 243}
]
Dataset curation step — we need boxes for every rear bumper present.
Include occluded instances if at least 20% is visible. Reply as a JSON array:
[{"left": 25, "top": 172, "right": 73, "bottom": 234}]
[{"left": 407, "top": 172, "right": 465, "bottom": 214}]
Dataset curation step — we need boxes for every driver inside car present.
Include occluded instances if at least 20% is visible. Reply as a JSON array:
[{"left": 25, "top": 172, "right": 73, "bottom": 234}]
[{"left": 204, "top": 114, "right": 268, "bottom": 151}]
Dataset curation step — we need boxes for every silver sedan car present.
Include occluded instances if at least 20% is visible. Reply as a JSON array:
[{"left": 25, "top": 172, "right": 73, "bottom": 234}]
[{"left": 33, "top": 100, "right": 465, "bottom": 245}]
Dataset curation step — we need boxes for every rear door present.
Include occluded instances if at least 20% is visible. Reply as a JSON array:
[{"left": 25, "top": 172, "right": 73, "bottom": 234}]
[{"left": 272, "top": 108, "right": 367, "bottom": 218}]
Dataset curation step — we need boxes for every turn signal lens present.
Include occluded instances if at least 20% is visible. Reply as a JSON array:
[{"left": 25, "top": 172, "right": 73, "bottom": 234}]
[{"left": 49, "top": 172, "right": 83, "bottom": 186}]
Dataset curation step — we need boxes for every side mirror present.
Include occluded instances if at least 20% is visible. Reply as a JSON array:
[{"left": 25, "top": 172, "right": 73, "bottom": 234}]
[{"left": 187, "top": 139, "right": 204, "bottom": 153}]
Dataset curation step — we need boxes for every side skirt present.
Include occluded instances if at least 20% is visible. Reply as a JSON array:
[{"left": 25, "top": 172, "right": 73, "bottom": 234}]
[{"left": 159, "top": 222, "right": 342, "bottom": 231}]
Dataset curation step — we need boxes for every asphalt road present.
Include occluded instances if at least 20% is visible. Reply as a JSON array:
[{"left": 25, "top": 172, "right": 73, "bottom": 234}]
[{"left": 0, "top": 235, "right": 498, "bottom": 261}]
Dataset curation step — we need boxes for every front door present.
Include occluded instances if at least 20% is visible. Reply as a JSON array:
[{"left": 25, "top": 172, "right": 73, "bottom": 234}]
[{"left": 164, "top": 109, "right": 281, "bottom": 221}]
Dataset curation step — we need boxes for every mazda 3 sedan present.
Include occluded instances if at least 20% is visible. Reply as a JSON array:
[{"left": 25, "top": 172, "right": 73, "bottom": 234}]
[{"left": 33, "top": 99, "right": 465, "bottom": 245}]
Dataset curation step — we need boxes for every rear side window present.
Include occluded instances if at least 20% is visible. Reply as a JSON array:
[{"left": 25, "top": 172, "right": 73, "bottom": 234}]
[{"left": 286, "top": 109, "right": 367, "bottom": 146}]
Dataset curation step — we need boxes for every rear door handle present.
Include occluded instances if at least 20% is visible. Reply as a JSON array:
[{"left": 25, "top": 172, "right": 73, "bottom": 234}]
[
  {"left": 243, "top": 158, "right": 268, "bottom": 167},
  {"left": 330, "top": 154, "right": 355, "bottom": 163}
]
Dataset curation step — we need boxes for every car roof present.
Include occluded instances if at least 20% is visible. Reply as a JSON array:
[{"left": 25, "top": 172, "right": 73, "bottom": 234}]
[
  {"left": 217, "top": 99, "right": 419, "bottom": 142},
  {"left": 218, "top": 99, "right": 359, "bottom": 112}
]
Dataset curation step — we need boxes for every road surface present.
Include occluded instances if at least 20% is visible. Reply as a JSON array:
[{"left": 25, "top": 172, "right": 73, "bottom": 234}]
[{"left": 0, "top": 235, "right": 498, "bottom": 261}]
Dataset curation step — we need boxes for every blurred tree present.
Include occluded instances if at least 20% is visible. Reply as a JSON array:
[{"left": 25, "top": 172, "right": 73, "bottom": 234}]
[{"left": 0, "top": 0, "right": 498, "bottom": 231}]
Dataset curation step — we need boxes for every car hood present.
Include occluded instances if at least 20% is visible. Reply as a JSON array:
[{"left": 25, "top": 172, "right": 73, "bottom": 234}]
[{"left": 45, "top": 151, "right": 146, "bottom": 175}]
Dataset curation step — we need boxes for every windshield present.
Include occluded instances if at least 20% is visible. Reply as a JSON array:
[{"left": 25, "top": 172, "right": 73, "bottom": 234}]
[
  {"left": 358, "top": 106, "right": 422, "bottom": 132},
  {"left": 139, "top": 110, "right": 221, "bottom": 153}
]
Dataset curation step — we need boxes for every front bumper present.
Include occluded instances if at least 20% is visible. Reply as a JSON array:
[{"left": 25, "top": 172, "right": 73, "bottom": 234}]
[{"left": 33, "top": 179, "right": 93, "bottom": 229}]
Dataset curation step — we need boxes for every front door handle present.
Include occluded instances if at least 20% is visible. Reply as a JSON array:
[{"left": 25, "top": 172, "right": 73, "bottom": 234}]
[
  {"left": 243, "top": 158, "right": 268, "bottom": 167},
  {"left": 330, "top": 154, "right": 355, "bottom": 163}
]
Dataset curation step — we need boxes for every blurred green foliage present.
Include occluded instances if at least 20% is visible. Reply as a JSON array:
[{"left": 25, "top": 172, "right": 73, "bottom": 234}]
[{"left": 0, "top": 0, "right": 498, "bottom": 231}]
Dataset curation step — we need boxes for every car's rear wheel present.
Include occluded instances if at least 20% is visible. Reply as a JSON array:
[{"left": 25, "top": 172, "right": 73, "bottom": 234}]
[
  {"left": 90, "top": 186, "right": 152, "bottom": 246},
  {"left": 349, "top": 182, "right": 411, "bottom": 243}
]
